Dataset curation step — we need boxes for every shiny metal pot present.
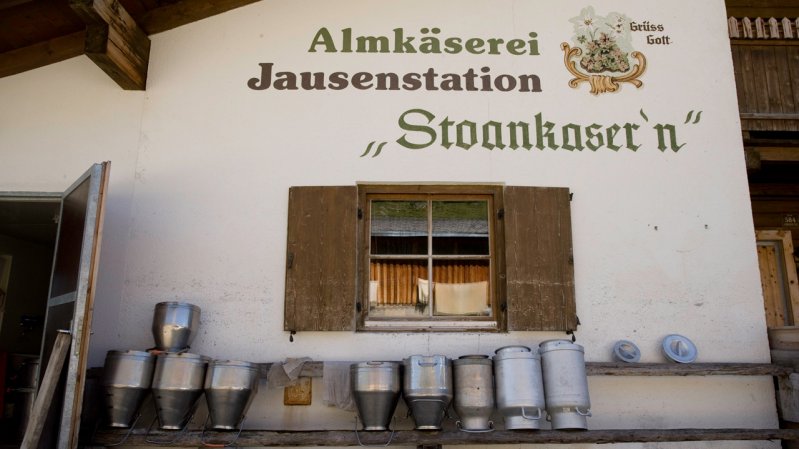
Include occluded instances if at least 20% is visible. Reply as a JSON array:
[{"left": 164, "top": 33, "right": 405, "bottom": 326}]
[
  {"left": 152, "top": 301, "right": 201, "bottom": 352},
  {"left": 452, "top": 355, "right": 494, "bottom": 431},
  {"left": 539, "top": 339, "right": 591, "bottom": 430},
  {"left": 204, "top": 360, "right": 260, "bottom": 430},
  {"left": 350, "top": 362, "right": 402, "bottom": 431},
  {"left": 403, "top": 355, "right": 453, "bottom": 430},
  {"left": 102, "top": 350, "right": 156, "bottom": 428},
  {"left": 151, "top": 353, "right": 208, "bottom": 430},
  {"left": 493, "top": 345, "right": 545, "bottom": 430}
]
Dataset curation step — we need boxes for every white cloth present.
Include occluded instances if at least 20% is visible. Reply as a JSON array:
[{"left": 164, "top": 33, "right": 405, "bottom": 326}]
[
  {"left": 322, "top": 361, "right": 356, "bottom": 411},
  {"left": 266, "top": 357, "right": 312, "bottom": 389}
]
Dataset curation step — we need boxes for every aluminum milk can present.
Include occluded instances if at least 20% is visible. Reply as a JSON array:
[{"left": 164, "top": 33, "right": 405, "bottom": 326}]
[
  {"left": 403, "top": 355, "right": 453, "bottom": 430},
  {"left": 539, "top": 339, "right": 591, "bottom": 430},
  {"left": 493, "top": 345, "right": 546, "bottom": 430},
  {"left": 350, "top": 361, "right": 402, "bottom": 431},
  {"left": 152, "top": 301, "right": 201, "bottom": 352},
  {"left": 151, "top": 352, "right": 208, "bottom": 429},
  {"left": 452, "top": 355, "right": 494, "bottom": 431},
  {"left": 204, "top": 360, "right": 260, "bottom": 430},
  {"left": 101, "top": 350, "right": 156, "bottom": 428}
]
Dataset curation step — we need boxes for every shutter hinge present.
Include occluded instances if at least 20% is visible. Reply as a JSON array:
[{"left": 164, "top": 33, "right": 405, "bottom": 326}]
[
  {"left": 500, "top": 301, "right": 507, "bottom": 312},
  {"left": 569, "top": 193, "right": 574, "bottom": 201},
  {"left": 358, "top": 208, "right": 363, "bottom": 219},
  {"left": 497, "top": 209, "right": 504, "bottom": 220},
  {"left": 356, "top": 302, "right": 362, "bottom": 313},
  {"left": 287, "top": 252, "right": 294, "bottom": 269},
  {"left": 289, "top": 330, "right": 296, "bottom": 342}
]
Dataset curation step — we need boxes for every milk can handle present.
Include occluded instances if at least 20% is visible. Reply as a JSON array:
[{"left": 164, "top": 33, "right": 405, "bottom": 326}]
[
  {"left": 366, "top": 361, "right": 384, "bottom": 366},
  {"left": 456, "top": 420, "right": 495, "bottom": 433},
  {"left": 575, "top": 407, "right": 592, "bottom": 417},
  {"left": 417, "top": 360, "right": 440, "bottom": 366},
  {"left": 521, "top": 407, "right": 542, "bottom": 420},
  {"left": 354, "top": 416, "right": 396, "bottom": 447}
]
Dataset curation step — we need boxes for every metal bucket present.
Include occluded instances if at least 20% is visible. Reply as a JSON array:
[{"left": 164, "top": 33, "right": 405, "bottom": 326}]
[
  {"left": 402, "top": 355, "right": 453, "bottom": 430},
  {"left": 152, "top": 301, "right": 201, "bottom": 352},
  {"left": 493, "top": 345, "right": 545, "bottom": 430},
  {"left": 151, "top": 352, "right": 208, "bottom": 429},
  {"left": 102, "top": 350, "right": 156, "bottom": 428},
  {"left": 350, "top": 362, "right": 402, "bottom": 431},
  {"left": 452, "top": 355, "right": 494, "bottom": 431},
  {"left": 539, "top": 339, "right": 591, "bottom": 430},
  {"left": 204, "top": 360, "right": 260, "bottom": 430}
]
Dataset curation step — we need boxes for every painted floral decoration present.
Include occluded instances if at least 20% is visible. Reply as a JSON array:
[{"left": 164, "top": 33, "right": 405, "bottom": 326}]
[{"left": 570, "top": 7, "right": 633, "bottom": 74}]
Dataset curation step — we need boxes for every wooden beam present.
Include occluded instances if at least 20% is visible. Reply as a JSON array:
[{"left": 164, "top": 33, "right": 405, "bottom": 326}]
[
  {"left": 20, "top": 332, "right": 71, "bottom": 449},
  {"left": 140, "top": 0, "right": 262, "bottom": 35},
  {"left": 0, "top": 31, "right": 85, "bottom": 78},
  {"left": 70, "top": 0, "right": 150, "bottom": 90},
  {"left": 92, "top": 428, "right": 799, "bottom": 447},
  {"left": 756, "top": 147, "right": 799, "bottom": 162},
  {"left": 249, "top": 362, "right": 791, "bottom": 380}
]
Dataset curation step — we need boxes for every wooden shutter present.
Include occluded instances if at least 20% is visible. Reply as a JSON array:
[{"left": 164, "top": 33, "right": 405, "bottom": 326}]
[
  {"left": 284, "top": 186, "right": 357, "bottom": 331},
  {"left": 504, "top": 186, "right": 577, "bottom": 331}
]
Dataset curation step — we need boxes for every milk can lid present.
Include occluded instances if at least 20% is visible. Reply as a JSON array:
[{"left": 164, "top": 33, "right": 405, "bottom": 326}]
[
  {"left": 453, "top": 354, "right": 492, "bottom": 366},
  {"left": 106, "top": 349, "right": 155, "bottom": 360},
  {"left": 612, "top": 340, "right": 641, "bottom": 363},
  {"left": 661, "top": 334, "right": 697, "bottom": 363},
  {"left": 539, "top": 339, "right": 584, "bottom": 353}
]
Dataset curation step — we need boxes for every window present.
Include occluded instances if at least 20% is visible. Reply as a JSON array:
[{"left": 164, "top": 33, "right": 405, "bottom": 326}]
[
  {"left": 283, "top": 184, "right": 576, "bottom": 333},
  {"left": 360, "top": 185, "right": 500, "bottom": 330}
]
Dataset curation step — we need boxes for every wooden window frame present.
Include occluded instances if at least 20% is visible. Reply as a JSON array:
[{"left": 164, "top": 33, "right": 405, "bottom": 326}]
[
  {"left": 356, "top": 184, "right": 505, "bottom": 332},
  {"left": 284, "top": 184, "right": 576, "bottom": 333}
]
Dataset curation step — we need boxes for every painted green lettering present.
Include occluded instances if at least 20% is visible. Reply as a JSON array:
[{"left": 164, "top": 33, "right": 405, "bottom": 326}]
[
  {"left": 482, "top": 121, "right": 505, "bottom": 150},
  {"left": 561, "top": 124, "right": 584, "bottom": 151},
  {"left": 397, "top": 109, "right": 436, "bottom": 150},
  {"left": 654, "top": 124, "right": 685, "bottom": 152},
  {"left": 308, "top": 28, "right": 337, "bottom": 53},
  {"left": 624, "top": 123, "right": 641, "bottom": 151},
  {"left": 585, "top": 124, "right": 604, "bottom": 151},
  {"left": 456, "top": 120, "right": 478, "bottom": 150},
  {"left": 535, "top": 113, "right": 559, "bottom": 150},
  {"left": 465, "top": 38, "right": 485, "bottom": 54},
  {"left": 606, "top": 124, "right": 622, "bottom": 151}
]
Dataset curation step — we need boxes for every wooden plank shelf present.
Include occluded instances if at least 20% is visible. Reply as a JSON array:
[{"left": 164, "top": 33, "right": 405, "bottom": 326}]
[
  {"left": 253, "top": 362, "right": 793, "bottom": 379},
  {"left": 91, "top": 428, "right": 799, "bottom": 446}
]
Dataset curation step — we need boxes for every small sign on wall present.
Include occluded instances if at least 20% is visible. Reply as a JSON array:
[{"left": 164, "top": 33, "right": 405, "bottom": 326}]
[
  {"left": 784, "top": 214, "right": 798, "bottom": 227},
  {"left": 284, "top": 377, "right": 312, "bottom": 405}
]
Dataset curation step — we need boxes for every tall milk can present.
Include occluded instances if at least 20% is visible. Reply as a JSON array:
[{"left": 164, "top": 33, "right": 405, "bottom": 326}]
[
  {"left": 204, "top": 360, "right": 260, "bottom": 430},
  {"left": 102, "top": 350, "right": 156, "bottom": 428},
  {"left": 350, "top": 361, "right": 402, "bottom": 431},
  {"left": 151, "top": 353, "right": 208, "bottom": 429},
  {"left": 403, "top": 355, "right": 453, "bottom": 430},
  {"left": 539, "top": 339, "right": 591, "bottom": 430},
  {"left": 452, "top": 355, "right": 494, "bottom": 431},
  {"left": 493, "top": 345, "right": 545, "bottom": 430}
]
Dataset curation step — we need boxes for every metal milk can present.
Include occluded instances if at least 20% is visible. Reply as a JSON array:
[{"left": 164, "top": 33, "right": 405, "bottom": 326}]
[
  {"left": 539, "top": 339, "right": 591, "bottom": 430},
  {"left": 493, "top": 345, "right": 546, "bottom": 430},
  {"left": 102, "top": 350, "right": 156, "bottom": 428},
  {"left": 350, "top": 361, "right": 402, "bottom": 431},
  {"left": 402, "top": 355, "right": 453, "bottom": 430},
  {"left": 204, "top": 359, "right": 260, "bottom": 430},
  {"left": 452, "top": 355, "right": 494, "bottom": 431},
  {"left": 152, "top": 301, "right": 201, "bottom": 352},
  {"left": 151, "top": 352, "right": 208, "bottom": 429}
]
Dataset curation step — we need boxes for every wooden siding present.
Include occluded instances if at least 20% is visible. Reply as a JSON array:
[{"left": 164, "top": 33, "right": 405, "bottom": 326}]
[
  {"left": 369, "top": 260, "right": 489, "bottom": 305},
  {"left": 731, "top": 40, "right": 799, "bottom": 132}
]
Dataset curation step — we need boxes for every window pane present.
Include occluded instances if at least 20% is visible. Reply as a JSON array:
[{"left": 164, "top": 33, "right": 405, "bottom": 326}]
[
  {"left": 432, "top": 260, "right": 491, "bottom": 316},
  {"left": 432, "top": 201, "right": 489, "bottom": 255},
  {"left": 368, "top": 258, "right": 429, "bottom": 318},
  {"left": 371, "top": 200, "right": 427, "bottom": 255}
]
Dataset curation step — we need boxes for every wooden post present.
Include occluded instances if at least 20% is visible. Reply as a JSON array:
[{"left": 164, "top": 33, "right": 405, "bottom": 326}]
[{"left": 20, "top": 331, "right": 72, "bottom": 449}]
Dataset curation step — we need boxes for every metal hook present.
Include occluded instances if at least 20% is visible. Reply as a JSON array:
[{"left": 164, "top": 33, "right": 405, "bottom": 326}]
[{"left": 144, "top": 403, "right": 199, "bottom": 445}]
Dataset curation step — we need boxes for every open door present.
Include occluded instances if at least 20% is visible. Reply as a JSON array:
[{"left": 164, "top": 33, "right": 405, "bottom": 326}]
[
  {"left": 756, "top": 229, "right": 799, "bottom": 328},
  {"left": 38, "top": 162, "right": 109, "bottom": 449}
]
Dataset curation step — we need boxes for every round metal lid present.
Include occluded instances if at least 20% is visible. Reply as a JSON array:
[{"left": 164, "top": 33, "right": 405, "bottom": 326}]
[
  {"left": 453, "top": 354, "right": 492, "bottom": 366},
  {"left": 539, "top": 339, "right": 584, "bottom": 353},
  {"left": 210, "top": 359, "right": 257, "bottom": 369},
  {"left": 106, "top": 349, "right": 154, "bottom": 360},
  {"left": 612, "top": 340, "right": 641, "bottom": 363},
  {"left": 661, "top": 334, "right": 697, "bottom": 363}
]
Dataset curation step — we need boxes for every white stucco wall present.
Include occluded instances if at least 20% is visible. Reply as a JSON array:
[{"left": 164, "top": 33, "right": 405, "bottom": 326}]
[{"left": 0, "top": 0, "right": 779, "bottom": 447}]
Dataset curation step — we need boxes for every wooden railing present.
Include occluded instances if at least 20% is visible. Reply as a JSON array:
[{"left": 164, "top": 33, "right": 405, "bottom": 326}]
[{"left": 728, "top": 17, "right": 799, "bottom": 39}]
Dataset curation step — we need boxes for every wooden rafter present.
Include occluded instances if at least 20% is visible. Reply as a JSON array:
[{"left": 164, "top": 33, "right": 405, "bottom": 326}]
[
  {"left": 70, "top": 0, "right": 150, "bottom": 90},
  {"left": 140, "top": 0, "right": 262, "bottom": 35},
  {"left": 0, "top": 31, "right": 85, "bottom": 78}
]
